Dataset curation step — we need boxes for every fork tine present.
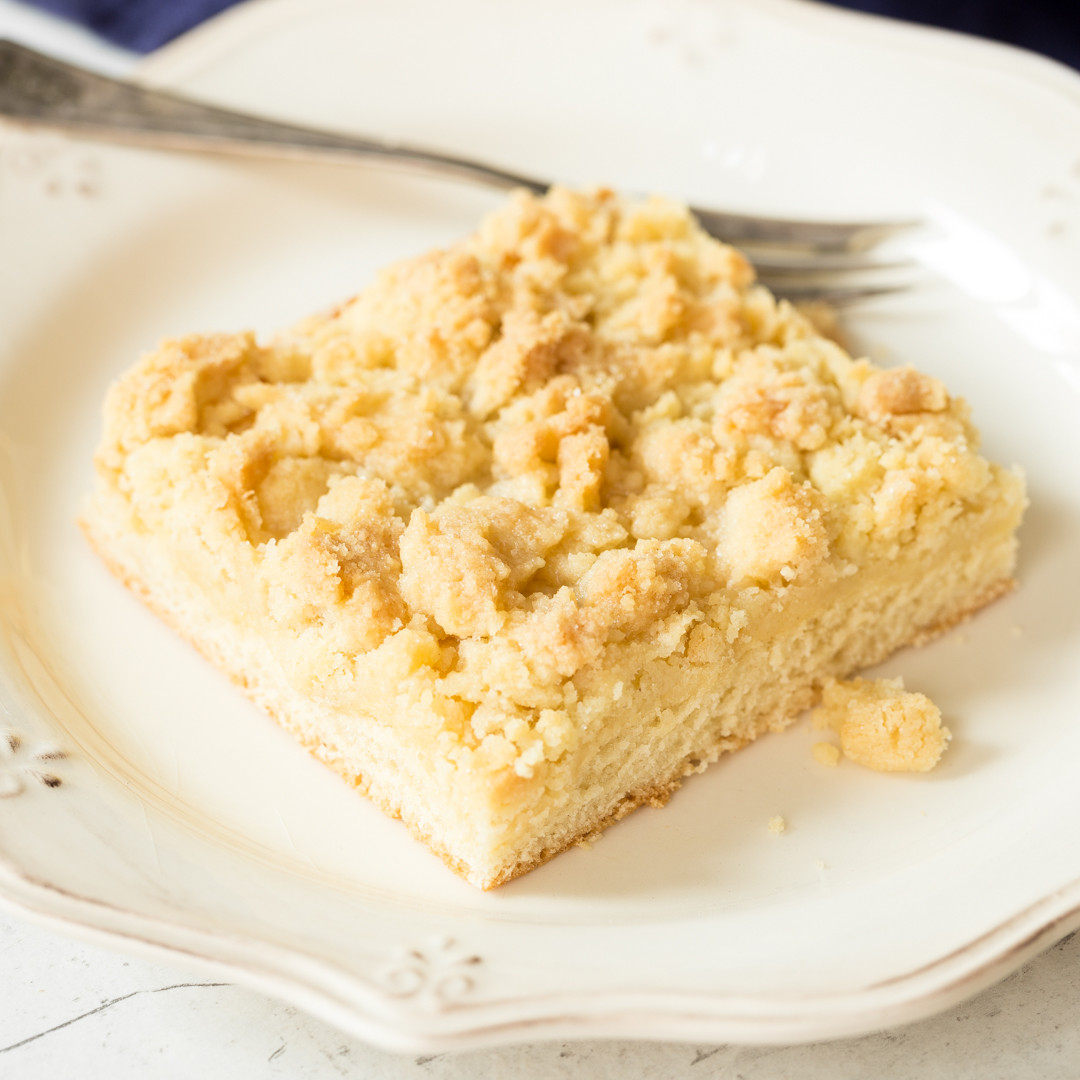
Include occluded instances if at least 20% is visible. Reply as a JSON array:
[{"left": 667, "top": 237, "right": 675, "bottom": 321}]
[
  {"left": 743, "top": 237, "right": 919, "bottom": 306},
  {"left": 760, "top": 281, "right": 910, "bottom": 306},
  {"left": 692, "top": 208, "right": 919, "bottom": 254},
  {"left": 741, "top": 250, "right": 916, "bottom": 276}
]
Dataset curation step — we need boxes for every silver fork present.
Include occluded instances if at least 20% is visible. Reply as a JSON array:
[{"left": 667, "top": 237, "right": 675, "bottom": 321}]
[{"left": 0, "top": 40, "right": 914, "bottom": 304}]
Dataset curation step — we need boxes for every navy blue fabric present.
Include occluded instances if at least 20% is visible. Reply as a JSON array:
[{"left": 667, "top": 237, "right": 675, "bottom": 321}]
[
  {"left": 25, "top": 0, "right": 241, "bottom": 52},
  {"left": 828, "top": 0, "right": 1080, "bottom": 72},
  {"left": 16, "top": 0, "right": 1080, "bottom": 66}
]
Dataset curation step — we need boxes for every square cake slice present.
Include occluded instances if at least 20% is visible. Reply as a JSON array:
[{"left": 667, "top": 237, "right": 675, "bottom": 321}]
[{"left": 83, "top": 188, "right": 1025, "bottom": 888}]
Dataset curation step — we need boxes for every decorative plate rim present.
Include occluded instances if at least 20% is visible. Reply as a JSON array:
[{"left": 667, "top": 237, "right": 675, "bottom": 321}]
[{"left": 2, "top": 860, "right": 1079, "bottom": 1051}]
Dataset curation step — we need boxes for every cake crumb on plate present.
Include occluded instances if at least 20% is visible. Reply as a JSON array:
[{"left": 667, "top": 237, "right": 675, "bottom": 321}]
[
  {"left": 812, "top": 741, "right": 841, "bottom": 767},
  {"left": 813, "top": 677, "right": 951, "bottom": 773}
]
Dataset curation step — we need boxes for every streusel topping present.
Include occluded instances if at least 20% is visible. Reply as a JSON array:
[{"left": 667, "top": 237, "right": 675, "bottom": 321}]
[{"left": 96, "top": 188, "right": 1004, "bottom": 775}]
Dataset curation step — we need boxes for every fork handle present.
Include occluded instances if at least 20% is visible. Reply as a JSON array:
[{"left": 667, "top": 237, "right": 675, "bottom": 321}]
[
  {"left": 0, "top": 39, "right": 546, "bottom": 193},
  {"left": 0, "top": 39, "right": 911, "bottom": 252}
]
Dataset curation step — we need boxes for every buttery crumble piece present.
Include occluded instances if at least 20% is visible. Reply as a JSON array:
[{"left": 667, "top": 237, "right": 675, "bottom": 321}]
[
  {"left": 813, "top": 677, "right": 951, "bottom": 773},
  {"left": 83, "top": 187, "right": 1023, "bottom": 888},
  {"left": 812, "top": 741, "right": 841, "bottom": 767}
]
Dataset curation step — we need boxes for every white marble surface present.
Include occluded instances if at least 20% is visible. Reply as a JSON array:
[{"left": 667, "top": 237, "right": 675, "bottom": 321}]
[{"left": 2, "top": 2, "right": 1080, "bottom": 1074}]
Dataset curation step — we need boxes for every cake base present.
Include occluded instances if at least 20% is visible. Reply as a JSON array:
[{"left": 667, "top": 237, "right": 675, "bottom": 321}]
[{"left": 82, "top": 491, "right": 1017, "bottom": 889}]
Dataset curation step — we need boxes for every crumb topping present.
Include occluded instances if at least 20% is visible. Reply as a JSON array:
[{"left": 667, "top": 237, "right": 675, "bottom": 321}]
[
  {"left": 813, "top": 676, "right": 951, "bottom": 772},
  {"left": 95, "top": 188, "right": 1011, "bottom": 776}
]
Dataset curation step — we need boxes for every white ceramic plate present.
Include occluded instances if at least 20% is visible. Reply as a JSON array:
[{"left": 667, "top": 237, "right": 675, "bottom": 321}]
[{"left": 2, "top": 0, "right": 1080, "bottom": 1052}]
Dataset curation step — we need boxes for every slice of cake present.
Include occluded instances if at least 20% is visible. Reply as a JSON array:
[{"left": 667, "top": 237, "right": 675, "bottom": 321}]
[{"left": 82, "top": 188, "right": 1025, "bottom": 888}]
